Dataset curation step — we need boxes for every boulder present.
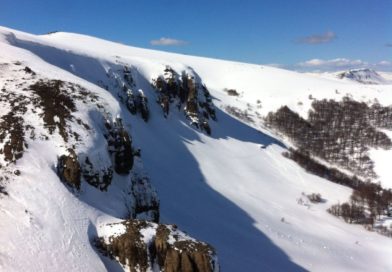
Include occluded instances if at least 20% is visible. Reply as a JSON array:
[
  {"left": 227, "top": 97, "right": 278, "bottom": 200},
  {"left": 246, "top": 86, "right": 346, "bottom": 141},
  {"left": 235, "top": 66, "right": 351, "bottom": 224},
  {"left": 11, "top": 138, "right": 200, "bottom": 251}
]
[
  {"left": 131, "top": 175, "right": 160, "bottom": 222},
  {"left": 57, "top": 149, "right": 81, "bottom": 190},
  {"left": 82, "top": 156, "right": 113, "bottom": 191}
]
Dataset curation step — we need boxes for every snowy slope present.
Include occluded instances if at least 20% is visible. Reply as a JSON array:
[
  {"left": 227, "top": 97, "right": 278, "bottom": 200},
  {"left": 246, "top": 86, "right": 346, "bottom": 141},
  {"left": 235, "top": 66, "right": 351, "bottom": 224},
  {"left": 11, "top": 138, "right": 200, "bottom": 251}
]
[
  {"left": 379, "top": 71, "right": 392, "bottom": 82},
  {"left": 1, "top": 26, "right": 392, "bottom": 272}
]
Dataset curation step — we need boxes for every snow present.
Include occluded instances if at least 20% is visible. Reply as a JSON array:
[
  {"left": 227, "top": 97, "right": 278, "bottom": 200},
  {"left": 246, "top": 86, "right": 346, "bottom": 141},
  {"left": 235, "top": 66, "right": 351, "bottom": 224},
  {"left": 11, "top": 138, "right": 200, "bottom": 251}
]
[
  {"left": 370, "top": 130, "right": 392, "bottom": 189},
  {"left": 97, "top": 220, "right": 127, "bottom": 244},
  {"left": 139, "top": 225, "right": 156, "bottom": 245},
  {"left": 0, "top": 25, "right": 392, "bottom": 272}
]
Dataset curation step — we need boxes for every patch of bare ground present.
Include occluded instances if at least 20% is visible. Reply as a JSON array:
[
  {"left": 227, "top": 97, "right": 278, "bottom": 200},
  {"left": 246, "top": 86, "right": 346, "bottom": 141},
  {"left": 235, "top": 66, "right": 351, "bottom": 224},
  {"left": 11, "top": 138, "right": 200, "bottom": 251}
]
[{"left": 0, "top": 89, "right": 29, "bottom": 163}]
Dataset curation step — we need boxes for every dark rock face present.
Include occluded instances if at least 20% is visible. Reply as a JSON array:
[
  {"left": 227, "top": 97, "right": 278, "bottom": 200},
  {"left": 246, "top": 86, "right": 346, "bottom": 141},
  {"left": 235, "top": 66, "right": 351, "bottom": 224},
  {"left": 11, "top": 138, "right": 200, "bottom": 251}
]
[
  {"left": 154, "top": 224, "right": 217, "bottom": 272},
  {"left": 57, "top": 149, "right": 81, "bottom": 190},
  {"left": 96, "top": 220, "right": 219, "bottom": 272},
  {"left": 225, "top": 89, "right": 240, "bottom": 96},
  {"left": 105, "top": 118, "right": 134, "bottom": 175},
  {"left": 0, "top": 184, "right": 8, "bottom": 196},
  {"left": 152, "top": 66, "right": 216, "bottom": 135},
  {"left": 131, "top": 175, "right": 160, "bottom": 223},
  {"left": 266, "top": 97, "right": 392, "bottom": 179},
  {"left": 137, "top": 91, "right": 150, "bottom": 122},
  {"left": 97, "top": 220, "right": 149, "bottom": 272},
  {"left": 115, "top": 66, "right": 150, "bottom": 122},
  {"left": 82, "top": 156, "right": 113, "bottom": 191},
  {"left": 114, "top": 129, "right": 133, "bottom": 174},
  {"left": 124, "top": 87, "right": 137, "bottom": 115},
  {"left": 123, "top": 87, "right": 149, "bottom": 122},
  {"left": 24, "top": 66, "right": 36, "bottom": 75}
]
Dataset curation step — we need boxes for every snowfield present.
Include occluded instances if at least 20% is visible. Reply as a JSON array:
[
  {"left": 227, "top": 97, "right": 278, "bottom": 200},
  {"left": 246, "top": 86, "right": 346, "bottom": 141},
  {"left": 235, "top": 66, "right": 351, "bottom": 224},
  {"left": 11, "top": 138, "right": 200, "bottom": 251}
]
[{"left": 0, "top": 26, "right": 392, "bottom": 272}]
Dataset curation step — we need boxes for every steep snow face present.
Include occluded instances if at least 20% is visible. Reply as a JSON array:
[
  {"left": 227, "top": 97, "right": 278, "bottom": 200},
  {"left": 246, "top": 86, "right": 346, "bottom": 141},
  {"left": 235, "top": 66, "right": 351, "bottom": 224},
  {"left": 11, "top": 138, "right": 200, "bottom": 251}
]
[
  {"left": 336, "top": 68, "right": 388, "bottom": 84},
  {"left": 1, "top": 26, "right": 392, "bottom": 272}
]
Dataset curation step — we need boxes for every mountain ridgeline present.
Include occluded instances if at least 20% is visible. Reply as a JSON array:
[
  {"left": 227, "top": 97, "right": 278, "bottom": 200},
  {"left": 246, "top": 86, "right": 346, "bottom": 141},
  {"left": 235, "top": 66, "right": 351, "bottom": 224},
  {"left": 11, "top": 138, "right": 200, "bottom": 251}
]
[
  {"left": 337, "top": 68, "right": 386, "bottom": 84},
  {"left": 1, "top": 27, "right": 392, "bottom": 272}
]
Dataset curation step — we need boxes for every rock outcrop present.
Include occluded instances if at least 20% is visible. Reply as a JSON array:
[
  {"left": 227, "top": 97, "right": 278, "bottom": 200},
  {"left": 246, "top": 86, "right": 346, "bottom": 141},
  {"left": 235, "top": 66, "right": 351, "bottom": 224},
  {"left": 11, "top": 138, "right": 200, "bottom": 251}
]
[
  {"left": 123, "top": 85, "right": 149, "bottom": 122},
  {"left": 96, "top": 220, "right": 219, "bottom": 272},
  {"left": 130, "top": 173, "right": 160, "bottom": 223},
  {"left": 153, "top": 224, "right": 218, "bottom": 272},
  {"left": 57, "top": 149, "right": 81, "bottom": 190},
  {"left": 81, "top": 156, "right": 113, "bottom": 191},
  {"left": 105, "top": 117, "right": 134, "bottom": 175},
  {"left": 106, "top": 65, "right": 150, "bottom": 122},
  {"left": 152, "top": 66, "right": 216, "bottom": 135}
]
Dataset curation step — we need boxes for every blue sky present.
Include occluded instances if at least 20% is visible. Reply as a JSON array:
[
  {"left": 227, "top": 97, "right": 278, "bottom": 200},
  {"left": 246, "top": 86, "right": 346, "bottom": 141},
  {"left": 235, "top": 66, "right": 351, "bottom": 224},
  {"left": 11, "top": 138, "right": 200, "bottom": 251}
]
[{"left": 2, "top": 0, "right": 391, "bottom": 71}]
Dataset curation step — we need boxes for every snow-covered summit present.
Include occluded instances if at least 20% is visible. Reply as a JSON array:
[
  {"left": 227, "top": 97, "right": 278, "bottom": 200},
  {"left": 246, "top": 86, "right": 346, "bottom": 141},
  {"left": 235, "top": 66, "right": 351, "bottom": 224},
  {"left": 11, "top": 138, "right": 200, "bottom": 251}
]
[{"left": 337, "top": 68, "right": 388, "bottom": 84}]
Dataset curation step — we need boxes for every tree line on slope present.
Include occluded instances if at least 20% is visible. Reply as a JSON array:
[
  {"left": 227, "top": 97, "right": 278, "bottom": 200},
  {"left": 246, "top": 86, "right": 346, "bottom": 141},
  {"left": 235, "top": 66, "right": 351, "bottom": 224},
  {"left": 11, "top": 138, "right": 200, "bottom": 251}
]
[
  {"left": 265, "top": 96, "right": 392, "bottom": 179},
  {"left": 266, "top": 97, "right": 392, "bottom": 236}
]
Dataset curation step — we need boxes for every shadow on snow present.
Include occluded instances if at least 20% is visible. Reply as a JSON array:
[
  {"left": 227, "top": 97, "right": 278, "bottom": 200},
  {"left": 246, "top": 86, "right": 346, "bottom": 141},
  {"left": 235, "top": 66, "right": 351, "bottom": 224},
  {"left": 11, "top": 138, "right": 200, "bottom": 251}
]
[{"left": 12, "top": 36, "right": 306, "bottom": 271}]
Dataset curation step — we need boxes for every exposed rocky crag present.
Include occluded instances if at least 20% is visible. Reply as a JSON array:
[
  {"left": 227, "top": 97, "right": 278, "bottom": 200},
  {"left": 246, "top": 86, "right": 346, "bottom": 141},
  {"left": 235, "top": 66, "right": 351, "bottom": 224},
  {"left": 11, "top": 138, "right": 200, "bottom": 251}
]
[
  {"left": 57, "top": 148, "right": 81, "bottom": 190},
  {"left": 96, "top": 220, "right": 219, "bottom": 272},
  {"left": 152, "top": 66, "right": 216, "bottom": 134},
  {"left": 81, "top": 156, "right": 113, "bottom": 191},
  {"left": 102, "top": 65, "right": 150, "bottom": 122},
  {"left": 130, "top": 171, "right": 160, "bottom": 223},
  {"left": 104, "top": 117, "right": 135, "bottom": 175}
]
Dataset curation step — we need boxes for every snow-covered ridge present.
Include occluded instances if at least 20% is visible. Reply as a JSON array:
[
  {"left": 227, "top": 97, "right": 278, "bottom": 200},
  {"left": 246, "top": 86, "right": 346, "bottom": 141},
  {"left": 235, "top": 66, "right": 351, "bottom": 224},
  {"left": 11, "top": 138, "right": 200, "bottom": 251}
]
[
  {"left": 337, "top": 68, "right": 388, "bottom": 84},
  {"left": 1, "top": 26, "right": 392, "bottom": 272},
  {"left": 2, "top": 25, "right": 392, "bottom": 118}
]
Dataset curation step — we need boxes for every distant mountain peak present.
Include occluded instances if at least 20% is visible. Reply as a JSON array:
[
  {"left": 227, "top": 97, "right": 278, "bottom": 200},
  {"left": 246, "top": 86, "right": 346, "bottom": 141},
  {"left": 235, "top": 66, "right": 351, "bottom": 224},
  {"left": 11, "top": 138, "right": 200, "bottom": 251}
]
[{"left": 337, "top": 68, "right": 386, "bottom": 84}]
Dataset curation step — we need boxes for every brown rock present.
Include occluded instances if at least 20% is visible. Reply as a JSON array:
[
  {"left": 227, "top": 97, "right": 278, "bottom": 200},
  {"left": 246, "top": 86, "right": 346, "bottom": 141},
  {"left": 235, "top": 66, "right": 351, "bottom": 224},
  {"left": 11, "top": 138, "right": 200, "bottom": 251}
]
[
  {"left": 97, "top": 221, "right": 219, "bottom": 272},
  {"left": 57, "top": 149, "right": 81, "bottom": 190}
]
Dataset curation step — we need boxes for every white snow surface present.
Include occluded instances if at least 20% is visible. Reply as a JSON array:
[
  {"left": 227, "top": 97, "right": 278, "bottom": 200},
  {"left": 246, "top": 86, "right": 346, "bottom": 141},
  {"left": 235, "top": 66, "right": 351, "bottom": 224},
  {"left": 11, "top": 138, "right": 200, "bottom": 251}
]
[{"left": 0, "top": 26, "right": 392, "bottom": 272}]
